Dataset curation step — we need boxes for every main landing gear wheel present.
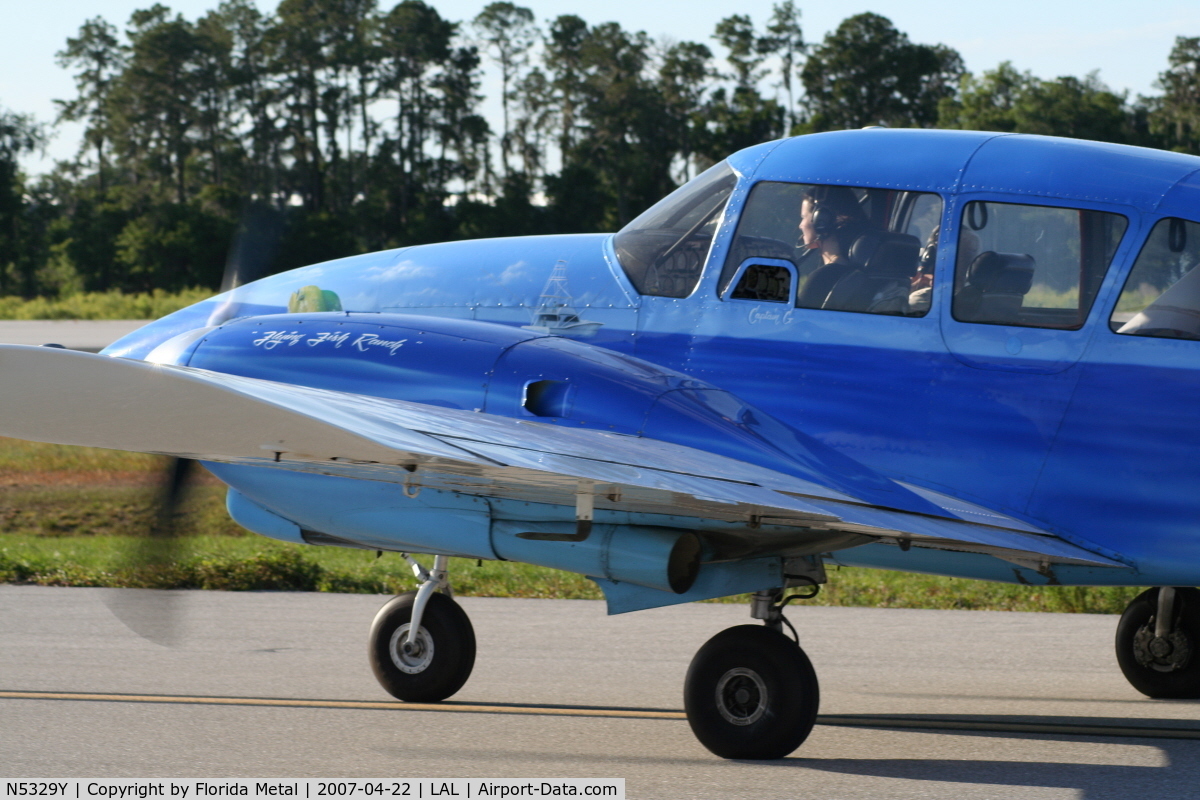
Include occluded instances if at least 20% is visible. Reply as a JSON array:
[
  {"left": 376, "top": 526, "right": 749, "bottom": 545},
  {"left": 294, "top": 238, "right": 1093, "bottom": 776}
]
[
  {"left": 369, "top": 590, "right": 476, "bottom": 702},
  {"left": 1116, "top": 586, "right": 1200, "bottom": 699},
  {"left": 684, "top": 624, "right": 819, "bottom": 759}
]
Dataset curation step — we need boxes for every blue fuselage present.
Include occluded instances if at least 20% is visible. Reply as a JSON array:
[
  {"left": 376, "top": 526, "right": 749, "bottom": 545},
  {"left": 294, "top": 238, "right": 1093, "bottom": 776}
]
[{"left": 105, "top": 130, "right": 1200, "bottom": 587}]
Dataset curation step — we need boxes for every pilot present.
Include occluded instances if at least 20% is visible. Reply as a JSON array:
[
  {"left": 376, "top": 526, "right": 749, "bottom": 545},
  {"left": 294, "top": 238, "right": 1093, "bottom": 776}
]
[
  {"left": 798, "top": 186, "right": 867, "bottom": 263},
  {"left": 796, "top": 186, "right": 869, "bottom": 308}
]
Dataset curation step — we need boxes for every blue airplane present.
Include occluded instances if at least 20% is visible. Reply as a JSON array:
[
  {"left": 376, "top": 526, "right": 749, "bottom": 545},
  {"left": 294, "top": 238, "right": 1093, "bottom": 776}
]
[{"left": 3, "top": 128, "right": 1200, "bottom": 759}]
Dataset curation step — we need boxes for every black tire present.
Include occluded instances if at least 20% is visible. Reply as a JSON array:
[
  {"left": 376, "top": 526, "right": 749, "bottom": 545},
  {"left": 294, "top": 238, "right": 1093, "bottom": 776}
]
[
  {"left": 368, "top": 591, "right": 476, "bottom": 703},
  {"left": 684, "top": 624, "right": 819, "bottom": 760},
  {"left": 1116, "top": 587, "right": 1200, "bottom": 699}
]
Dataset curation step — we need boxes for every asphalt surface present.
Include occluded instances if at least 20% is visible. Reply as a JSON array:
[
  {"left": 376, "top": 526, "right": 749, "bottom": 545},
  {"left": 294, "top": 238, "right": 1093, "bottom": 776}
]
[
  {"left": 0, "top": 320, "right": 145, "bottom": 352},
  {"left": 3, "top": 586, "right": 1200, "bottom": 798}
]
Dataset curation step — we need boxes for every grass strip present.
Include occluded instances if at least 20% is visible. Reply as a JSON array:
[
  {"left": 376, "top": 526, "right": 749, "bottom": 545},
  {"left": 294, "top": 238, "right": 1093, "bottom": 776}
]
[
  {"left": 0, "top": 437, "right": 1146, "bottom": 613},
  {"left": 0, "top": 533, "right": 1145, "bottom": 613},
  {"left": 0, "top": 534, "right": 603, "bottom": 597},
  {"left": 0, "top": 288, "right": 213, "bottom": 320}
]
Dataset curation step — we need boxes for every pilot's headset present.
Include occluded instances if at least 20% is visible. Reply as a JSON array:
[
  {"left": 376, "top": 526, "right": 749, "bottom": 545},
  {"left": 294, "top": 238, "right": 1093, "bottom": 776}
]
[
  {"left": 917, "top": 226, "right": 940, "bottom": 273},
  {"left": 918, "top": 241, "right": 937, "bottom": 273},
  {"left": 808, "top": 187, "right": 861, "bottom": 239},
  {"left": 810, "top": 197, "right": 839, "bottom": 238}
]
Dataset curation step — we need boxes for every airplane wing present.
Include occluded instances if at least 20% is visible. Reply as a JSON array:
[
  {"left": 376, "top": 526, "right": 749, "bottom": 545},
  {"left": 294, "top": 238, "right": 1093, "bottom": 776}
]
[{"left": 0, "top": 344, "right": 1122, "bottom": 569}]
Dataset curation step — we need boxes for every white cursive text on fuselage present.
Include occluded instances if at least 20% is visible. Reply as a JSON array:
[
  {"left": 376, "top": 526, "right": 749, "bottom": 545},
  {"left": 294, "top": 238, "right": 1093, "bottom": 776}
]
[
  {"left": 252, "top": 330, "right": 408, "bottom": 355},
  {"left": 747, "top": 306, "right": 794, "bottom": 325}
]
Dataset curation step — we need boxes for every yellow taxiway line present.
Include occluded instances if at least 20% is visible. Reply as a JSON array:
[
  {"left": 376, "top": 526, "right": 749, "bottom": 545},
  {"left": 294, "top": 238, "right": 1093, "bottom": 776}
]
[
  {"left": 5, "top": 690, "right": 1200, "bottom": 740},
  {"left": 0, "top": 690, "right": 685, "bottom": 720}
]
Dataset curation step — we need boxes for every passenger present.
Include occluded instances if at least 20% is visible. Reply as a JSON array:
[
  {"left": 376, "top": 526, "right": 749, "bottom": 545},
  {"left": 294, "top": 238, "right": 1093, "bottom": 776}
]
[
  {"left": 907, "top": 227, "right": 938, "bottom": 314},
  {"left": 907, "top": 225, "right": 980, "bottom": 315}
]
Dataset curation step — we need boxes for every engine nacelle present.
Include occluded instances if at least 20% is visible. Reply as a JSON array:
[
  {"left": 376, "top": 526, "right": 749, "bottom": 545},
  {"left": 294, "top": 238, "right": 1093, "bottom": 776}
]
[{"left": 492, "top": 520, "right": 702, "bottom": 594}]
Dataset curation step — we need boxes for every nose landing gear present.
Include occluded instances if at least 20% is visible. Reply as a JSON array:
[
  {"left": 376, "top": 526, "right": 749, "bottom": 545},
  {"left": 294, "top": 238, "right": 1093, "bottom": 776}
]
[{"left": 368, "top": 554, "right": 476, "bottom": 703}]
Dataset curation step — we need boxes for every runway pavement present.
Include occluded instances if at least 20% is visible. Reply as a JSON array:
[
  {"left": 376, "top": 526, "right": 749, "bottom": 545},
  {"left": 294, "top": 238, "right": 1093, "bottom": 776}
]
[
  {"left": 0, "top": 320, "right": 145, "bottom": 352},
  {"left": 3, "top": 585, "right": 1200, "bottom": 799}
]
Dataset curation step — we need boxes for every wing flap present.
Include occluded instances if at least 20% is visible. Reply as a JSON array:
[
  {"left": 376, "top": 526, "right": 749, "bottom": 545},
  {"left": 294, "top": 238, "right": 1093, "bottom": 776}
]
[{"left": 444, "top": 439, "right": 840, "bottom": 519}]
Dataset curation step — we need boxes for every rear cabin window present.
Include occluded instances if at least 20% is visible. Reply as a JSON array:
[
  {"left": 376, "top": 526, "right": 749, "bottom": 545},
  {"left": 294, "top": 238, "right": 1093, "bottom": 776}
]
[
  {"left": 952, "top": 201, "right": 1127, "bottom": 330},
  {"left": 613, "top": 161, "right": 737, "bottom": 298},
  {"left": 1110, "top": 217, "right": 1200, "bottom": 341},
  {"left": 719, "top": 182, "right": 942, "bottom": 317}
]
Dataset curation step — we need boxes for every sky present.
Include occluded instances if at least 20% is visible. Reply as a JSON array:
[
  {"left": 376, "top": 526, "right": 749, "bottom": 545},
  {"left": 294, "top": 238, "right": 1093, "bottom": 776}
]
[{"left": 3, "top": 0, "right": 1200, "bottom": 173}]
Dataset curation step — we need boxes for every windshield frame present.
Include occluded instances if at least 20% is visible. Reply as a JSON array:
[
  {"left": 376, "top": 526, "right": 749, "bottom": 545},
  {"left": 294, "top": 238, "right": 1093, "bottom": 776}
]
[{"left": 612, "top": 162, "right": 738, "bottom": 298}]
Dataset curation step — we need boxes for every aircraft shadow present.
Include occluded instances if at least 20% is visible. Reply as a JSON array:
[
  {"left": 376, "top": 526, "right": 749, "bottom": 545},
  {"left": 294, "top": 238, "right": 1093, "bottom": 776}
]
[
  {"left": 820, "top": 711, "right": 1200, "bottom": 736},
  {"left": 784, "top": 715, "right": 1200, "bottom": 798},
  {"left": 792, "top": 750, "right": 1198, "bottom": 799}
]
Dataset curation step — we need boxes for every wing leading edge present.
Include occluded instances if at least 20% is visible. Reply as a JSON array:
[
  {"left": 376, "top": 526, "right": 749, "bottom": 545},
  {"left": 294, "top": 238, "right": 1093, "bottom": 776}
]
[{"left": 0, "top": 345, "right": 1123, "bottom": 569}]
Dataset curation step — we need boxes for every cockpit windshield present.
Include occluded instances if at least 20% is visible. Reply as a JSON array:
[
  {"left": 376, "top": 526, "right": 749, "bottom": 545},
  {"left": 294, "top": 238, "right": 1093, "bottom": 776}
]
[{"left": 613, "top": 162, "right": 737, "bottom": 298}]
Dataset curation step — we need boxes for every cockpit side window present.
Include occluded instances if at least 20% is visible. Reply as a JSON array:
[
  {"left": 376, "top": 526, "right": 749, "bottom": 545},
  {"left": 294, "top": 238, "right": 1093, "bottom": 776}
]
[
  {"left": 719, "top": 181, "right": 808, "bottom": 297},
  {"left": 1111, "top": 217, "right": 1200, "bottom": 340},
  {"left": 952, "top": 201, "right": 1128, "bottom": 330},
  {"left": 719, "top": 181, "right": 941, "bottom": 317},
  {"left": 613, "top": 162, "right": 737, "bottom": 298}
]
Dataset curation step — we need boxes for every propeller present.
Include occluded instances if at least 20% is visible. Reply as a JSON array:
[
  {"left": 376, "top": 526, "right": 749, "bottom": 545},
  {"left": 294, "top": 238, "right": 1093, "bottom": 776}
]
[
  {"left": 104, "top": 457, "right": 198, "bottom": 645},
  {"left": 106, "top": 202, "right": 283, "bottom": 645},
  {"left": 208, "top": 202, "right": 284, "bottom": 325}
]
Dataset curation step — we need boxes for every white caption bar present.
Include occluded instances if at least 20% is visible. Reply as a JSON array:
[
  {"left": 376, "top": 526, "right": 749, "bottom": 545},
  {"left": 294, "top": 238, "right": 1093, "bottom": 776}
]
[{"left": 2, "top": 782, "right": 624, "bottom": 800}]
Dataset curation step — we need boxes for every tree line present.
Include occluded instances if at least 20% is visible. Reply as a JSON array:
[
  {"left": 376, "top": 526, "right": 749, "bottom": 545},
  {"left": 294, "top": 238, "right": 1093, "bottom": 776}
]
[{"left": 1, "top": 0, "right": 1199, "bottom": 299}]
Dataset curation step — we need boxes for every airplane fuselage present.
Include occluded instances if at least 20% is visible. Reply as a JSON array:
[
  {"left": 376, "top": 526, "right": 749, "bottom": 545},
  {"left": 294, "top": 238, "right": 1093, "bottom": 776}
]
[{"left": 104, "top": 130, "right": 1200, "bottom": 589}]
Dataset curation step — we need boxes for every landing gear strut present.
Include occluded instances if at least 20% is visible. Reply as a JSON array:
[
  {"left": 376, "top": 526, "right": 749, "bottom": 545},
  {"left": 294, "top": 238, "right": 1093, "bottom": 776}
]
[
  {"left": 1116, "top": 586, "right": 1200, "bottom": 698},
  {"left": 684, "top": 587, "right": 821, "bottom": 759},
  {"left": 369, "top": 555, "right": 476, "bottom": 702}
]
